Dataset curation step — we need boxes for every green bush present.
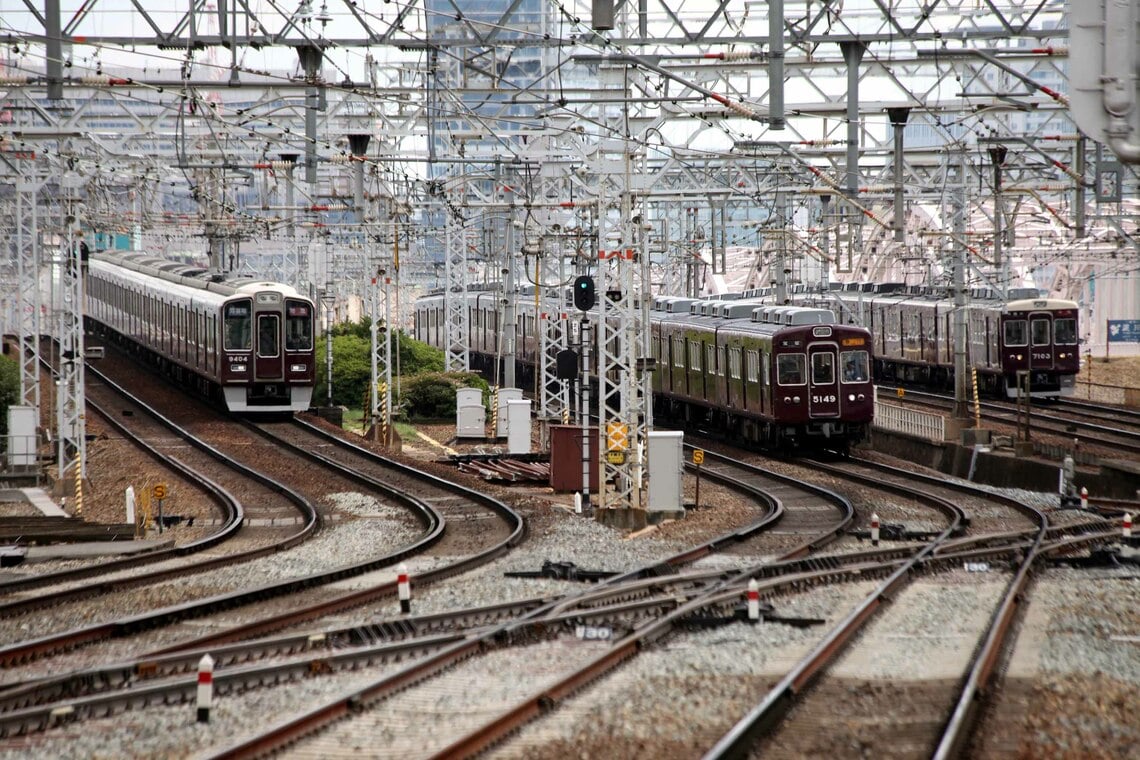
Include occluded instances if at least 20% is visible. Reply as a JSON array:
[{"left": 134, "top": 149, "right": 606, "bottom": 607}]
[
  {"left": 398, "top": 371, "right": 489, "bottom": 420},
  {"left": 0, "top": 353, "right": 17, "bottom": 436},
  {"left": 314, "top": 334, "right": 371, "bottom": 407},
  {"left": 313, "top": 319, "right": 445, "bottom": 408}
]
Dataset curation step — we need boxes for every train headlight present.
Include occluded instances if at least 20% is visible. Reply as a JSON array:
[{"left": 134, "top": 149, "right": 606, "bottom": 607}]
[
  {"left": 1017, "top": 354, "right": 1023, "bottom": 361},
  {"left": 848, "top": 393, "right": 856, "bottom": 402},
  {"left": 793, "top": 396, "right": 801, "bottom": 404},
  {"left": 857, "top": 394, "right": 865, "bottom": 401},
  {"left": 231, "top": 364, "right": 247, "bottom": 373},
  {"left": 783, "top": 396, "right": 791, "bottom": 404},
  {"left": 290, "top": 363, "right": 307, "bottom": 372}
]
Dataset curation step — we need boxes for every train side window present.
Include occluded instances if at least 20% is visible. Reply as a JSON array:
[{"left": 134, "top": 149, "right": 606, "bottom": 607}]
[
  {"left": 812, "top": 353, "right": 835, "bottom": 384},
  {"left": 728, "top": 347, "right": 742, "bottom": 380},
  {"left": 285, "top": 301, "right": 313, "bottom": 350},
  {"left": 1055, "top": 318, "right": 1077, "bottom": 345},
  {"left": 762, "top": 352, "right": 770, "bottom": 385},
  {"left": 745, "top": 350, "right": 759, "bottom": 383},
  {"left": 706, "top": 343, "right": 716, "bottom": 375},
  {"left": 1031, "top": 318, "right": 1050, "bottom": 346},
  {"left": 673, "top": 337, "right": 685, "bottom": 368},
  {"left": 1004, "top": 319, "right": 1027, "bottom": 347},
  {"left": 777, "top": 354, "right": 805, "bottom": 385},
  {"left": 224, "top": 301, "right": 253, "bottom": 351},
  {"left": 841, "top": 350, "right": 870, "bottom": 382},
  {"left": 258, "top": 315, "right": 280, "bottom": 358},
  {"left": 689, "top": 341, "right": 703, "bottom": 371}
]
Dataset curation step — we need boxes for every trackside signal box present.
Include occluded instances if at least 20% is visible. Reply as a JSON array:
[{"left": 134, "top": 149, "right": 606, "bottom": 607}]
[{"left": 548, "top": 425, "right": 600, "bottom": 492}]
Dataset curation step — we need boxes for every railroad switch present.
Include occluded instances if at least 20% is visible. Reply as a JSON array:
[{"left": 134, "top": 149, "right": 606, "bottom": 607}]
[
  {"left": 850, "top": 522, "right": 939, "bottom": 542},
  {"left": 680, "top": 604, "right": 825, "bottom": 629},
  {"left": 504, "top": 560, "right": 618, "bottom": 582}
]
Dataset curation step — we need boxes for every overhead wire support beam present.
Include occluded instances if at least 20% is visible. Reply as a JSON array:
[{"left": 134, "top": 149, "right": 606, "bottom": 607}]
[
  {"left": 56, "top": 174, "right": 87, "bottom": 483},
  {"left": 15, "top": 172, "right": 44, "bottom": 413}
]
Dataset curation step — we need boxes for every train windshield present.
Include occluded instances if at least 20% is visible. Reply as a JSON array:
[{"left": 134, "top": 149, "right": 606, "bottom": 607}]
[
  {"left": 1004, "top": 319, "right": 1027, "bottom": 347},
  {"left": 1031, "top": 318, "right": 1050, "bottom": 346},
  {"left": 285, "top": 301, "right": 313, "bottom": 350},
  {"left": 841, "top": 350, "right": 870, "bottom": 383},
  {"left": 777, "top": 354, "right": 806, "bottom": 385},
  {"left": 1055, "top": 318, "right": 1077, "bottom": 345},
  {"left": 811, "top": 353, "right": 835, "bottom": 384},
  {"left": 224, "top": 300, "right": 253, "bottom": 351}
]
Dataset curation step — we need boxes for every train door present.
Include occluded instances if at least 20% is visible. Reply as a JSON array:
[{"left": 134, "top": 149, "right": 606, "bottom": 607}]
[
  {"left": 807, "top": 344, "right": 840, "bottom": 417},
  {"left": 256, "top": 313, "right": 284, "bottom": 379},
  {"left": 1030, "top": 312, "right": 1053, "bottom": 369}
]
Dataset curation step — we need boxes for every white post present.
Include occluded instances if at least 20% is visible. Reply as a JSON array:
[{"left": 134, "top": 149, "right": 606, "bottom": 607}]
[
  {"left": 196, "top": 653, "right": 214, "bottom": 723},
  {"left": 125, "top": 486, "right": 136, "bottom": 528}
]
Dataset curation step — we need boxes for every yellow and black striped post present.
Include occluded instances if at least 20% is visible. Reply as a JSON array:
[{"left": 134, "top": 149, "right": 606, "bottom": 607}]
[
  {"left": 971, "top": 368, "right": 981, "bottom": 428},
  {"left": 378, "top": 382, "right": 389, "bottom": 446},
  {"left": 490, "top": 385, "right": 500, "bottom": 439},
  {"left": 73, "top": 455, "right": 83, "bottom": 518}
]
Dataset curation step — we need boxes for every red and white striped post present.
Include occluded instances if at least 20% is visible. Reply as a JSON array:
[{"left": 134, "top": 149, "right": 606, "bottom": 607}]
[
  {"left": 871, "top": 513, "right": 880, "bottom": 546},
  {"left": 747, "top": 579, "right": 760, "bottom": 622},
  {"left": 1124, "top": 512, "right": 1133, "bottom": 539},
  {"left": 1080, "top": 487, "right": 1089, "bottom": 510},
  {"left": 197, "top": 653, "right": 214, "bottom": 723},
  {"left": 397, "top": 563, "right": 411, "bottom": 614}
]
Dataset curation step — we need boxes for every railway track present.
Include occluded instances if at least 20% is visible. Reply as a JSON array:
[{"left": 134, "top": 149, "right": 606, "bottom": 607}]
[
  {"left": 883, "top": 387, "right": 1140, "bottom": 459},
  {"left": 0, "top": 362, "right": 1130, "bottom": 757}
]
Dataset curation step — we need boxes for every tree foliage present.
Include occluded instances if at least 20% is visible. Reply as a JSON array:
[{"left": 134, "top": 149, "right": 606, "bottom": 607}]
[
  {"left": 0, "top": 353, "right": 18, "bottom": 436},
  {"left": 313, "top": 319, "right": 446, "bottom": 409}
]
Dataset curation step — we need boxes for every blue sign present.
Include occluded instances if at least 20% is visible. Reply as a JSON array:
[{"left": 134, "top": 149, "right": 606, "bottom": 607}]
[{"left": 1108, "top": 320, "right": 1140, "bottom": 343}]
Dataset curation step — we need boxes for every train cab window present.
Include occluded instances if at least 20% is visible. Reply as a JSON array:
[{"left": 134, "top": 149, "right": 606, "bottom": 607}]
[
  {"left": 777, "top": 354, "right": 806, "bottom": 385},
  {"left": 1004, "top": 319, "right": 1027, "bottom": 347},
  {"left": 841, "top": 351, "right": 870, "bottom": 383},
  {"left": 1055, "top": 318, "right": 1077, "bottom": 345},
  {"left": 258, "top": 315, "right": 280, "bottom": 358},
  {"left": 812, "top": 353, "right": 835, "bottom": 384},
  {"left": 285, "top": 301, "right": 313, "bottom": 351},
  {"left": 224, "top": 301, "right": 253, "bottom": 351},
  {"left": 1031, "top": 318, "right": 1050, "bottom": 346}
]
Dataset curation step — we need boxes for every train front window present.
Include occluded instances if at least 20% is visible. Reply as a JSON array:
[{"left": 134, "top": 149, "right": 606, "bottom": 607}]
[
  {"left": 258, "top": 315, "right": 280, "bottom": 358},
  {"left": 1031, "top": 318, "right": 1050, "bottom": 346},
  {"left": 1055, "top": 318, "right": 1077, "bottom": 345},
  {"left": 285, "top": 301, "right": 313, "bottom": 351},
  {"left": 1004, "top": 319, "right": 1027, "bottom": 347},
  {"left": 224, "top": 301, "right": 252, "bottom": 351},
  {"left": 777, "top": 354, "right": 806, "bottom": 385},
  {"left": 811, "top": 353, "right": 835, "bottom": 384},
  {"left": 841, "top": 350, "right": 870, "bottom": 383}
]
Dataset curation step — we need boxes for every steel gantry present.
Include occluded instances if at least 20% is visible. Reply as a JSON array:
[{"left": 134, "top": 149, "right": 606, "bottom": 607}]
[
  {"left": 13, "top": 171, "right": 43, "bottom": 414},
  {"left": 6, "top": 0, "right": 1140, "bottom": 461},
  {"left": 55, "top": 174, "right": 87, "bottom": 485}
]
